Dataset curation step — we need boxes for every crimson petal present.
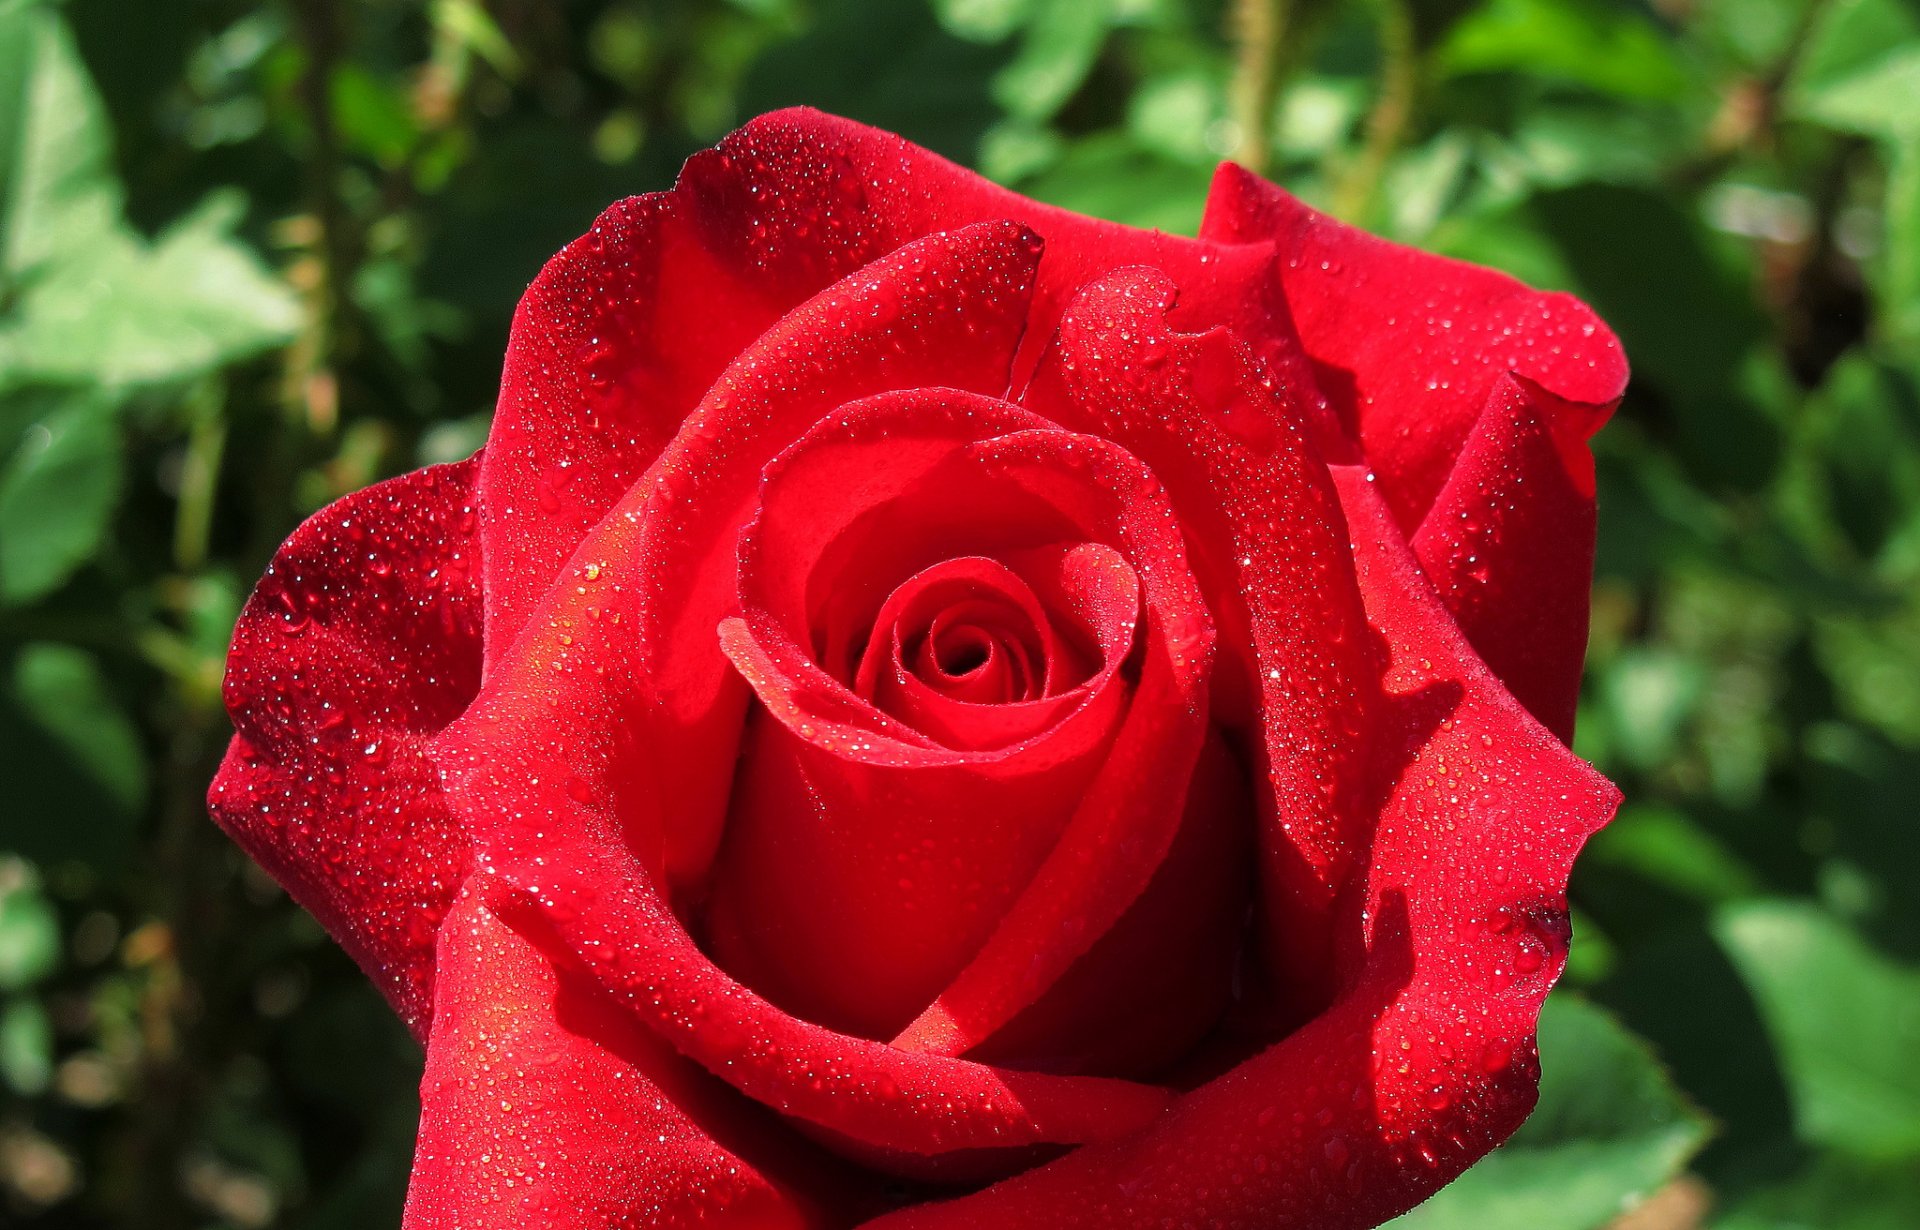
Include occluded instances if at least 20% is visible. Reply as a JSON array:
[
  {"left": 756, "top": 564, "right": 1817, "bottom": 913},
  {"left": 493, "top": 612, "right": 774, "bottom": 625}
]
[
  {"left": 404, "top": 893, "right": 824, "bottom": 1230},
  {"left": 480, "top": 112, "right": 1307, "bottom": 662},
  {"left": 208, "top": 458, "right": 483, "bottom": 1035},
  {"left": 1022, "top": 267, "right": 1372, "bottom": 1015},
  {"left": 856, "top": 465, "right": 1619, "bottom": 1230},
  {"left": 1200, "top": 163, "right": 1628, "bottom": 532},
  {"left": 1410, "top": 373, "right": 1608, "bottom": 740},
  {"left": 434, "top": 226, "right": 1175, "bottom": 1158}
]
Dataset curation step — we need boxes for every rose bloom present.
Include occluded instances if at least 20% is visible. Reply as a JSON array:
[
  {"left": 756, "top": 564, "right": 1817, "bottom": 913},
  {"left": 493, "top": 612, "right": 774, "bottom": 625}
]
[{"left": 211, "top": 109, "right": 1626, "bottom": 1229}]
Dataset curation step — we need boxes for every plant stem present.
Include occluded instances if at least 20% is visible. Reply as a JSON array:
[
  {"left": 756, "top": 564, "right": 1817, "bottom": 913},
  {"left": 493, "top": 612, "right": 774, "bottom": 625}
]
[
  {"left": 172, "top": 380, "right": 227, "bottom": 575},
  {"left": 1230, "top": 0, "right": 1292, "bottom": 173},
  {"left": 1331, "top": 0, "right": 1417, "bottom": 223}
]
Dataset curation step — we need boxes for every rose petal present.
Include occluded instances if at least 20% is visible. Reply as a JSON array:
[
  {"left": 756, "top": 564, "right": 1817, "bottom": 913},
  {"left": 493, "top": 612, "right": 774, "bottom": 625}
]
[
  {"left": 1410, "top": 374, "right": 1607, "bottom": 741},
  {"left": 404, "top": 892, "right": 839, "bottom": 1230},
  {"left": 449, "top": 220, "right": 1043, "bottom": 896},
  {"left": 480, "top": 845, "right": 1172, "bottom": 1157},
  {"left": 1200, "top": 163, "right": 1628, "bottom": 531},
  {"left": 480, "top": 111, "right": 1306, "bottom": 659},
  {"left": 435, "top": 229, "right": 1179, "bottom": 1159},
  {"left": 708, "top": 389, "right": 1210, "bottom": 1050},
  {"left": 208, "top": 458, "right": 482, "bottom": 1036},
  {"left": 1022, "top": 267, "right": 1372, "bottom": 1018},
  {"left": 886, "top": 425, "right": 1216, "bottom": 1058},
  {"left": 966, "top": 732, "right": 1253, "bottom": 1079},
  {"left": 855, "top": 465, "right": 1620, "bottom": 1230},
  {"left": 711, "top": 394, "right": 1145, "bottom": 1035}
]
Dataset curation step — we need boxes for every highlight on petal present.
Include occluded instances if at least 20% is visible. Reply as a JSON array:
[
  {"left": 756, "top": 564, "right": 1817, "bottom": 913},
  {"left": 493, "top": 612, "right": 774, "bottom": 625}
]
[{"left": 208, "top": 458, "right": 483, "bottom": 1035}]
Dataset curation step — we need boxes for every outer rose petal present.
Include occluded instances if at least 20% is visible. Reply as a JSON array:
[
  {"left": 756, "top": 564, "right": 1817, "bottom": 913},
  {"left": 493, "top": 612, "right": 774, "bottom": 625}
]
[
  {"left": 857, "top": 466, "right": 1620, "bottom": 1230},
  {"left": 480, "top": 110, "right": 1306, "bottom": 657},
  {"left": 208, "top": 458, "right": 482, "bottom": 1035},
  {"left": 1199, "top": 164, "right": 1625, "bottom": 517},
  {"left": 1410, "top": 374, "right": 1605, "bottom": 741},
  {"left": 404, "top": 893, "right": 827, "bottom": 1230}
]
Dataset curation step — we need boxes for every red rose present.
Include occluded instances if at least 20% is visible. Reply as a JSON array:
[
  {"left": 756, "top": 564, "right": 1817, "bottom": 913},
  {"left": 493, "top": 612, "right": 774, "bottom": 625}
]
[{"left": 210, "top": 109, "right": 1626, "bottom": 1229}]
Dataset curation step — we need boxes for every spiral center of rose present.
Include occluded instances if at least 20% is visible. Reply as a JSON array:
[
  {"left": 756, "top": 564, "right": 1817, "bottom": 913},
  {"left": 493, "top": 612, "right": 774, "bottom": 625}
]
[{"left": 850, "top": 556, "right": 1100, "bottom": 721}]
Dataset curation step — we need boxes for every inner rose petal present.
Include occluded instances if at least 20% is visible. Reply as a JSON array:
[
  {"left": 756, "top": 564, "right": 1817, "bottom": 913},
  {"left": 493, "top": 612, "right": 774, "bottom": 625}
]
[
  {"left": 701, "top": 389, "right": 1240, "bottom": 1082},
  {"left": 846, "top": 554, "right": 1125, "bottom": 752}
]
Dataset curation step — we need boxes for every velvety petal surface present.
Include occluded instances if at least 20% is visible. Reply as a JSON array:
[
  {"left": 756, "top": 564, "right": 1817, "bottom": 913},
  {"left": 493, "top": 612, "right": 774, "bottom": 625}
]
[
  {"left": 856, "top": 461, "right": 1620, "bottom": 1230},
  {"left": 1410, "top": 374, "right": 1606, "bottom": 741},
  {"left": 479, "top": 110, "right": 1308, "bottom": 660},
  {"left": 1199, "top": 163, "right": 1627, "bottom": 530},
  {"left": 404, "top": 893, "right": 823, "bottom": 1230},
  {"left": 434, "top": 226, "right": 1179, "bottom": 1163},
  {"left": 208, "top": 458, "right": 483, "bottom": 1035},
  {"left": 1022, "top": 267, "right": 1372, "bottom": 1017},
  {"left": 707, "top": 391, "right": 1147, "bottom": 1041}
]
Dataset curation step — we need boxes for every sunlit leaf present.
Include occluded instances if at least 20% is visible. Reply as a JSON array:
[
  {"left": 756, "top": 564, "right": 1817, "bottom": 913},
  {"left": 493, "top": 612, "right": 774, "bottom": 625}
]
[
  {"left": 1434, "top": 0, "right": 1692, "bottom": 100},
  {"left": 0, "top": 862, "right": 58, "bottom": 991},
  {"left": 0, "top": 0, "right": 121, "bottom": 285},
  {"left": 0, "top": 995, "right": 51, "bottom": 1094},
  {"left": 0, "top": 191, "right": 301, "bottom": 388},
  {"left": 1717, "top": 901, "right": 1920, "bottom": 1161}
]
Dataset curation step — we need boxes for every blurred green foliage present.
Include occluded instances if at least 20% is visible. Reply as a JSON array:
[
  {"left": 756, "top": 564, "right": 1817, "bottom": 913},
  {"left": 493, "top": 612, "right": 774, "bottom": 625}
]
[{"left": 0, "top": 0, "right": 1915, "bottom": 1227}]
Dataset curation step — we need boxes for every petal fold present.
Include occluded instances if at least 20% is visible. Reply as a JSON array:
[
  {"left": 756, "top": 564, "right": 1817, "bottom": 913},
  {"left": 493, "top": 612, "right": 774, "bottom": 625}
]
[
  {"left": 1200, "top": 164, "right": 1627, "bottom": 532},
  {"left": 404, "top": 893, "right": 824, "bottom": 1230},
  {"left": 209, "top": 458, "right": 483, "bottom": 1035}
]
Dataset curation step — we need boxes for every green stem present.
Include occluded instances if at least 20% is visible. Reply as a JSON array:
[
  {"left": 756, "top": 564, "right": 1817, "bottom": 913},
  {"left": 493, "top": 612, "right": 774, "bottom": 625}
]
[
  {"left": 1331, "top": 0, "right": 1417, "bottom": 223},
  {"left": 1230, "top": 0, "right": 1293, "bottom": 173},
  {"left": 172, "top": 380, "right": 227, "bottom": 574}
]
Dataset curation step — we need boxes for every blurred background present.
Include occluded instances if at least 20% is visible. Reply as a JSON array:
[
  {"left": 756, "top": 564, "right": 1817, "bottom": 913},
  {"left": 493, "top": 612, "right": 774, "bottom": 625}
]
[{"left": 0, "top": 0, "right": 1916, "bottom": 1226}]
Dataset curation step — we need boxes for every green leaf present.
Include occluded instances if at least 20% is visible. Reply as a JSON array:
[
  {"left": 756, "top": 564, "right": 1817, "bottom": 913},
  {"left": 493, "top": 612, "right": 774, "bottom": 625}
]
[
  {"left": 1019, "top": 131, "right": 1209, "bottom": 233},
  {"left": 0, "top": 191, "right": 301, "bottom": 388},
  {"left": 1434, "top": 0, "right": 1693, "bottom": 101},
  {"left": 431, "top": 0, "right": 522, "bottom": 77},
  {"left": 1716, "top": 1151, "right": 1920, "bottom": 1230},
  {"left": 0, "top": 861, "right": 58, "bottom": 991},
  {"left": 933, "top": 0, "right": 1035, "bottom": 43},
  {"left": 1583, "top": 805, "right": 1764, "bottom": 904},
  {"left": 1790, "top": 0, "right": 1920, "bottom": 139},
  {"left": 1386, "top": 995, "right": 1709, "bottom": 1230},
  {"left": 1793, "top": 48, "right": 1920, "bottom": 140},
  {"left": 1716, "top": 901, "right": 1920, "bottom": 1161},
  {"left": 1883, "top": 139, "right": 1920, "bottom": 348},
  {"left": 9, "top": 642, "right": 148, "bottom": 814},
  {"left": 0, "top": 390, "right": 121, "bottom": 603},
  {"left": 0, "top": 0, "right": 122, "bottom": 286},
  {"left": 991, "top": 0, "right": 1112, "bottom": 122}
]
